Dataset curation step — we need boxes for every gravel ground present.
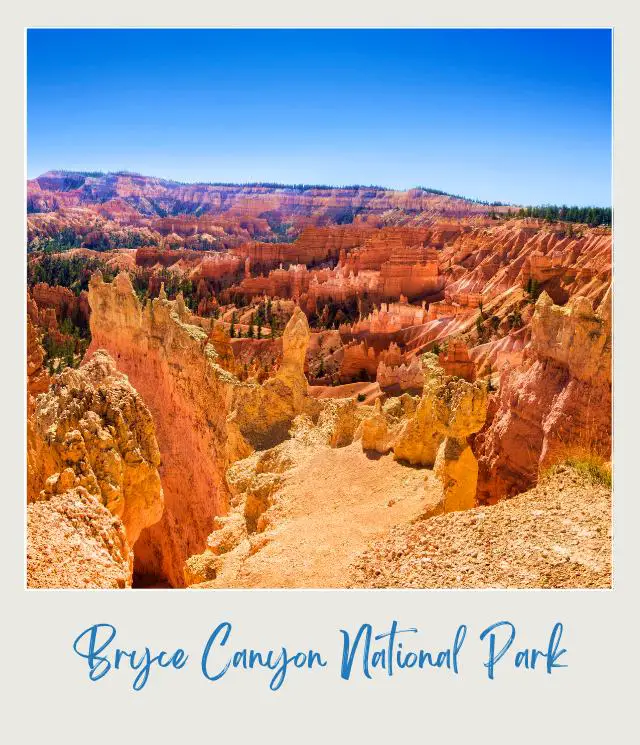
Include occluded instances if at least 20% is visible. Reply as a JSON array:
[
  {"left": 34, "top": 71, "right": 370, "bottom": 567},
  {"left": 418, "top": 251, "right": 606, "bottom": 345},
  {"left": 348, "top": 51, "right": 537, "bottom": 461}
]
[{"left": 350, "top": 464, "right": 611, "bottom": 589}]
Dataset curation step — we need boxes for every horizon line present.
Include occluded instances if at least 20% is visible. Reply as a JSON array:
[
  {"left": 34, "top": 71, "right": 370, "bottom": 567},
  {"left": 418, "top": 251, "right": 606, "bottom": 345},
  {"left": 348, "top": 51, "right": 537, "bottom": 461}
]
[{"left": 28, "top": 169, "right": 613, "bottom": 209}]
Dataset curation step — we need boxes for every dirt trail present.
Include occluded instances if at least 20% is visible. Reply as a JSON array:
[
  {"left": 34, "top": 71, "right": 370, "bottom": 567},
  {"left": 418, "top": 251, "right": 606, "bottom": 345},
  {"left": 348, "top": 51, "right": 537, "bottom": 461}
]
[{"left": 198, "top": 442, "right": 442, "bottom": 588}]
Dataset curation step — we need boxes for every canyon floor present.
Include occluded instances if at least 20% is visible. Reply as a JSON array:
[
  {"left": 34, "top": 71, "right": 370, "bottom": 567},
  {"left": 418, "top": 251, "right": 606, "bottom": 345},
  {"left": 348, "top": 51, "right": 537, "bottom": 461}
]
[
  {"left": 195, "top": 441, "right": 441, "bottom": 588},
  {"left": 194, "top": 451, "right": 610, "bottom": 590}
]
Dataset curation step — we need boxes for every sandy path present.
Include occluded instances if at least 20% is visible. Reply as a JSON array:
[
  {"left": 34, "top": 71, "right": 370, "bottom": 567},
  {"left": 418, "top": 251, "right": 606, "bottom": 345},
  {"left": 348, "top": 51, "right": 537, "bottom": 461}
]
[{"left": 205, "top": 442, "right": 441, "bottom": 588}]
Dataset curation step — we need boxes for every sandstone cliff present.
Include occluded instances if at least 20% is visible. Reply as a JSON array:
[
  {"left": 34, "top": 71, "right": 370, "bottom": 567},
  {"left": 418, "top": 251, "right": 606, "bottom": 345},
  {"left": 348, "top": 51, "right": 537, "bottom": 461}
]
[
  {"left": 86, "top": 272, "right": 237, "bottom": 586},
  {"left": 474, "top": 290, "right": 611, "bottom": 502},
  {"left": 84, "top": 272, "right": 315, "bottom": 586},
  {"left": 31, "top": 351, "right": 164, "bottom": 543},
  {"left": 27, "top": 346, "right": 164, "bottom": 588}
]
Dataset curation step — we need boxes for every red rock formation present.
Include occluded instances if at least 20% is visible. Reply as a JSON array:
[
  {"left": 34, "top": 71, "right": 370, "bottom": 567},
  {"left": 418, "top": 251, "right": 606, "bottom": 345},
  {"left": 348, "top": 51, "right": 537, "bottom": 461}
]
[
  {"left": 29, "top": 172, "right": 506, "bottom": 228},
  {"left": 438, "top": 341, "right": 476, "bottom": 381},
  {"left": 85, "top": 272, "right": 315, "bottom": 586},
  {"left": 348, "top": 300, "right": 429, "bottom": 334},
  {"left": 207, "top": 326, "right": 237, "bottom": 373},
  {"left": 233, "top": 264, "right": 318, "bottom": 300},
  {"left": 27, "top": 310, "right": 55, "bottom": 499},
  {"left": 27, "top": 309, "right": 50, "bottom": 403},
  {"left": 440, "top": 223, "right": 611, "bottom": 307},
  {"left": 229, "top": 234, "right": 445, "bottom": 308},
  {"left": 27, "top": 322, "right": 165, "bottom": 588},
  {"left": 232, "top": 226, "right": 373, "bottom": 269},
  {"left": 135, "top": 246, "right": 243, "bottom": 278},
  {"left": 340, "top": 228, "right": 431, "bottom": 272},
  {"left": 304, "top": 267, "right": 380, "bottom": 309},
  {"left": 469, "top": 328, "right": 529, "bottom": 377},
  {"left": 30, "top": 351, "right": 164, "bottom": 542},
  {"left": 85, "top": 273, "right": 234, "bottom": 586},
  {"left": 474, "top": 290, "right": 611, "bottom": 503},
  {"left": 31, "top": 283, "right": 89, "bottom": 327},
  {"left": 339, "top": 340, "right": 381, "bottom": 382},
  {"left": 379, "top": 246, "right": 444, "bottom": 300}
]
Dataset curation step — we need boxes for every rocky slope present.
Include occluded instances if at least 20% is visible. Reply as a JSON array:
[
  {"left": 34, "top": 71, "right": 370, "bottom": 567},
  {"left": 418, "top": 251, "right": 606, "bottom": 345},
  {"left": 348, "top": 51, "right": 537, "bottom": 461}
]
[
  {"left": 27, "top": 487, "right": 133, "bottom": 589},
  {"left": 27, "top": 321, "right": 164, "bottom": 588},
  {"left": 350, "top": 464, "right": 611, "bottom": 589},
  {"left": 187, "top": 438, "right": 442, "bottom": 589},
  {"left": 184, "top": 355, "right": 492, "bottom": 586}
]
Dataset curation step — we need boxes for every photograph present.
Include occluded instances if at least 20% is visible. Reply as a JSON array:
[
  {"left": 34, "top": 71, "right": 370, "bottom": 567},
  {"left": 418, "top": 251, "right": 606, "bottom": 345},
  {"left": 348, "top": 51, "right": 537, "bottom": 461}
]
[{"left": 25, "top": 28, "right": 612, "bottom": 590}]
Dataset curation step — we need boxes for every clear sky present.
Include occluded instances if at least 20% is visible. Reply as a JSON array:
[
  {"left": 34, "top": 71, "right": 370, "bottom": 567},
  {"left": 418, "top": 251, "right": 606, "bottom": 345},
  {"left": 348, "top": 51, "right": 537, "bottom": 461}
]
[{"left": 27, "top": 29, "right": 612, "bottom": 206}]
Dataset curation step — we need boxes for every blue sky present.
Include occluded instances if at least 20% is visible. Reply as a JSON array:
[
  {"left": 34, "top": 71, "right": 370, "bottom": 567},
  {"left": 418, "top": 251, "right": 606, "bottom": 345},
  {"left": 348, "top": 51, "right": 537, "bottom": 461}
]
[{"left": 27, "top": 29, "right": 612, "bottom": 205}]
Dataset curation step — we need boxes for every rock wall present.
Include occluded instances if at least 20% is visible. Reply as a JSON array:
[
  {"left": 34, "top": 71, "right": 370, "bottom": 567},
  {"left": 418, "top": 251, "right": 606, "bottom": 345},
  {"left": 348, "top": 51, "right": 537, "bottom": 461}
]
[
  {"left": 31, "top": 351, "right": 164, "bottom": 544},
  {"left": 86, "top": 272, "right": 238, "bottom": 586},
  {"left": 379, "top": 246, "right": 445, "bottom": 300},
  {"left": 363, "top": 354, "right": 488, "bottom": 512},
  {"left": 85, "top": 272, "right": 313, "bottom": 586},
  {"left": 232, "top": 226, "right": 372, "bottom": 269},
  {"left": 438, "top": 341, "right": 476, "bottom": 381},
  {"left": 474, "top": 290, "right": 611, "bottom": 502},
  {"left": 31, "top": 282, "right": 90, "bottom": 327},
  {"left": 27, "top": 342, "right": 164, "bottom": 588},
  {"left": 340, "top": 228, "right": 432, "bottom": 272}
]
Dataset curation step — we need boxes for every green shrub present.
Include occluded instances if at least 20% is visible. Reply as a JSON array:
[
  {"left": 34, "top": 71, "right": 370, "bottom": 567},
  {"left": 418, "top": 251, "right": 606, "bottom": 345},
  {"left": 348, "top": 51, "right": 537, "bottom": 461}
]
[
  {"left": 564, "top": 457, "right": 612, "bottom": 488},
  {"left": 545, "top": 456, "right": 611, "bottom": 488}
]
